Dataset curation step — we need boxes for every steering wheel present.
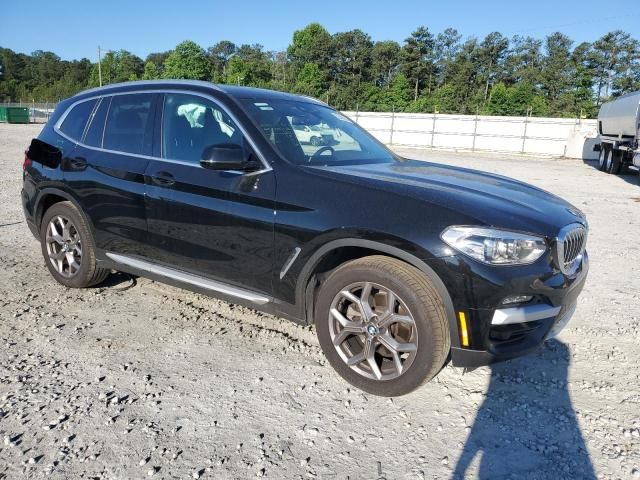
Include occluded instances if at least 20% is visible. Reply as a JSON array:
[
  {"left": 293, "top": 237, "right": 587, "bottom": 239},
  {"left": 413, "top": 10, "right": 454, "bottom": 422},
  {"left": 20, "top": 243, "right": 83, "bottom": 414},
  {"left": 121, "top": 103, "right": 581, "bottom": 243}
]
[{"left": 308, "top": 146, "right": 335, "bottom": 163}]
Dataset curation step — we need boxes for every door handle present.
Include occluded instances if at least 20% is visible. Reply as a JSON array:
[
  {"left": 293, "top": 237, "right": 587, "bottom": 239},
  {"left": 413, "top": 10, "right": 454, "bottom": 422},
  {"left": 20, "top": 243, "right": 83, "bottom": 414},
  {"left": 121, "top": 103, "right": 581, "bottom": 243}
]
[{"left": 151, "top": 171, "right": 175, "bottom": 186}]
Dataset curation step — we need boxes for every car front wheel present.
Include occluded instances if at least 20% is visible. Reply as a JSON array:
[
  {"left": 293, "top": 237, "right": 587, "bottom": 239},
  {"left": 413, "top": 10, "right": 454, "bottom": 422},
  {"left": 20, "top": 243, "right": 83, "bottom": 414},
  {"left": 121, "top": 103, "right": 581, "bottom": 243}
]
[{"left": 315, "top": 256, "right": 450, "bottom": 396}]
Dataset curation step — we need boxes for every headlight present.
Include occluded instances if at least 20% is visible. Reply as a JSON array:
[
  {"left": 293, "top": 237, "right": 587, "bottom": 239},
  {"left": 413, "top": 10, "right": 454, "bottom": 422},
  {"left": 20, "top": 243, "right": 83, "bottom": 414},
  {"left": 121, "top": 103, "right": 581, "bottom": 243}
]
[{"left": 441, "top": 226, "right": 547, "bottom": 265}]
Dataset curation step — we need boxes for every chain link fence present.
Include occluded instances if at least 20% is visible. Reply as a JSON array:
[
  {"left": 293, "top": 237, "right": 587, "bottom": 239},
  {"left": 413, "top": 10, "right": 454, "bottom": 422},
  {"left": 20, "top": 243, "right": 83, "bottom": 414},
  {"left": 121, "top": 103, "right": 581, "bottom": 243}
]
[{"left": 2, "top": 102, "right": 57, "bottom": 123}]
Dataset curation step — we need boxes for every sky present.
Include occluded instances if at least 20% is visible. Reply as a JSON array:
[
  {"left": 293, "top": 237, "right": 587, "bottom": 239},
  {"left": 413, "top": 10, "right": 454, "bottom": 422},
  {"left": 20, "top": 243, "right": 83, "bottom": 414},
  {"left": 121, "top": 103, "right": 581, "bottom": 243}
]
[{"left": 1, "top": 0, "right": 639, "bottom": 61}]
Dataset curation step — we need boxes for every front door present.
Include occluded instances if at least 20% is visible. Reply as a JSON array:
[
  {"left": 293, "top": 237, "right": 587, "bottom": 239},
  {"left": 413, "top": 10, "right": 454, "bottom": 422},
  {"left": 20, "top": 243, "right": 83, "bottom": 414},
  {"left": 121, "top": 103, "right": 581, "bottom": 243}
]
[{"left": 144, "top": 92, "right": 275, "bottom": 297}]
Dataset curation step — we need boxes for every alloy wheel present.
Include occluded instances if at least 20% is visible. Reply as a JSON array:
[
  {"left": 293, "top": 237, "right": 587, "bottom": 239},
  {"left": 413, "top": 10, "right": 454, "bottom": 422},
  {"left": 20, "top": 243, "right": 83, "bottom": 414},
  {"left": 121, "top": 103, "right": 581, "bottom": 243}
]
[
  {"left": 45, "top": 215, "right": 82, "bottom": 278},
  {"left": 328, "top": 282, "right": 418, "bottom": 381}
]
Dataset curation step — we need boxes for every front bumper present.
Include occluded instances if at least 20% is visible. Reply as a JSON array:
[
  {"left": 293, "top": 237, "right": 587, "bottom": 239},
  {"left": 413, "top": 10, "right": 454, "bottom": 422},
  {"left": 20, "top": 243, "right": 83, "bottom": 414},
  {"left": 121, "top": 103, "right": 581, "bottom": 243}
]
[{"left": 448, "top": 252, "right": 588, "bottom": 368}]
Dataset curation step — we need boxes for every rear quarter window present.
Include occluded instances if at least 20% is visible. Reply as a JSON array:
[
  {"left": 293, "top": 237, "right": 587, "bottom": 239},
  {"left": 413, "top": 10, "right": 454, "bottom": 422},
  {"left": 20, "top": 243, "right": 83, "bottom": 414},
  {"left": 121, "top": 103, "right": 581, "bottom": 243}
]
[
  {"left": 58, "top": 99, "right": 98, "bottom": 142},
  {"left": 84, "top": 97, "right": 110, "bottom": 148}
]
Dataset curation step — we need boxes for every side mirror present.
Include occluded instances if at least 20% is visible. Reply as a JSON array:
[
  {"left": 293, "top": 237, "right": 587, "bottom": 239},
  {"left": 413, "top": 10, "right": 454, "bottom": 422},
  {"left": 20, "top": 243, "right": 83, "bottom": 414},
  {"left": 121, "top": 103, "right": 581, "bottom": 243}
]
[{"left": 200, "top": 143, "right": 247, "bottom": 171}]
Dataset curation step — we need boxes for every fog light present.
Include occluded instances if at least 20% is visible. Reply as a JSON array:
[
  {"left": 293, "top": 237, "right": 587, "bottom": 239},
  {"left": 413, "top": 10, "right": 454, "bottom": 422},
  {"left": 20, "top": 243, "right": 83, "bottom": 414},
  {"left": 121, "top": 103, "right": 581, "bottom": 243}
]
[
  {"left": 501, "top": 295, "right": 533, "bottom": 306},
  {"left": 458, "top": 311, "right": 470, "bottom": 347}
]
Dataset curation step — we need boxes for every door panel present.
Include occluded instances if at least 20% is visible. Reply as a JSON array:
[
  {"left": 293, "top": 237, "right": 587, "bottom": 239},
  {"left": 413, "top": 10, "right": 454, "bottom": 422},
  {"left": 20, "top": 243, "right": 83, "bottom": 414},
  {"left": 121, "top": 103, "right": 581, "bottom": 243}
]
[
  {"left": 63, "top": 93, "right": 157, "bottom": 256},
  {"left": 144, "top": 92, "right": 275, "bottom": 296}
]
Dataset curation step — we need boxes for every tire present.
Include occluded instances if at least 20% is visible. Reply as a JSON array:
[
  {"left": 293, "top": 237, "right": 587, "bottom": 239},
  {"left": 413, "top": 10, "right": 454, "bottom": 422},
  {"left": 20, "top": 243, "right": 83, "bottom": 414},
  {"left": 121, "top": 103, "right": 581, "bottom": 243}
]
[
  {"left": 620, "top": 164, "right": 631, "bottom": 175},
  {"left": 607, "top": 149, "right": 622, "bottom": 175},
  {"left": 315, "top": 255, "right": 450, "bottom": 396},
  {"left": 597, "top": 145, "right": 608, "bottom": 171},
  {"left": 310, "top": 136, "right": 322, "bottom": 147},
  {"left": 40, "top": 201, "right": 109, "bottom": 288}
]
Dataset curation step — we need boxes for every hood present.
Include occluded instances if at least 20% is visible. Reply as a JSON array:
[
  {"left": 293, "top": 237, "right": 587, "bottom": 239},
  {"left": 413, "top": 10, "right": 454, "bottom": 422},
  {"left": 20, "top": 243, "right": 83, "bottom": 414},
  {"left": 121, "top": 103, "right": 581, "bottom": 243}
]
[{"left": 311, "top": 159, "right": 586, "bottom": 238}]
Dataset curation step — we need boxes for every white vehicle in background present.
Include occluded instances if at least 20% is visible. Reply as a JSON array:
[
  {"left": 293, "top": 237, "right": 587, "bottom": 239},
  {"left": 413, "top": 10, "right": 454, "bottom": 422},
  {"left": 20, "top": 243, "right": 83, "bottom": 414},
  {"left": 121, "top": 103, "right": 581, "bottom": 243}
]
[
  {"left": 596, "top": 91, "right": 640, "bottom": 175},
  {"left": 288, "top": 116, "right": 334, "bottom": 146}
]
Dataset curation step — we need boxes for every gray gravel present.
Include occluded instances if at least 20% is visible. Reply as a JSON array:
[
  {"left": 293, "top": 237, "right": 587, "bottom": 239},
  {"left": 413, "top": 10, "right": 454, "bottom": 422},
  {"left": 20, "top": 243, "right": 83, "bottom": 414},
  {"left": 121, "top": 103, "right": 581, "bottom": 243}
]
[{"left": 1, "top": 123, "right": 639, "bottom": 479}]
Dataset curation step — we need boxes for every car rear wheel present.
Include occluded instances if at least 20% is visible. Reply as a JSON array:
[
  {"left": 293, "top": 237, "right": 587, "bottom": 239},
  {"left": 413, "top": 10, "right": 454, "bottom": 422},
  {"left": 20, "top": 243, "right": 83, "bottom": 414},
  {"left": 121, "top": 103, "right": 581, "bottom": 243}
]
[
  {"left": 40, "top": 201, "right": 109, "bottom": 288},
  {"left": 310, "top": 136, "right": 322, "bottom": 146},
  {"left": 315, "top": 256, "right": 450, "bottom": 396}
]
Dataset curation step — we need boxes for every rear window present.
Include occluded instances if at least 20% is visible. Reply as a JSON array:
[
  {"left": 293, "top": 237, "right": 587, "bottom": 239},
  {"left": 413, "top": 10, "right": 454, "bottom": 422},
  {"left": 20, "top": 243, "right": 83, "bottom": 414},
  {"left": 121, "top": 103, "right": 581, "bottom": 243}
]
[
  {"left": 103, "top": 93, "right": 154, "bottom": 155},
  {"left": 84, "top": 97, "right": 110, "bottom": 148},
  {"left": 59, "top": 99, "right": 98, "bottom": 141}
]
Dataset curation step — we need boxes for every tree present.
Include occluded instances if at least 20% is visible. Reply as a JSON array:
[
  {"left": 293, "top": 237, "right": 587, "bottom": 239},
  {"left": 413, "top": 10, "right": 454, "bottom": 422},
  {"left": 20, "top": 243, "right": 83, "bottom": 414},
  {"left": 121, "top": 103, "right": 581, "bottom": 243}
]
[
  {"left": 287, "top": 23, "right": 332, "bottom": 74},
  {"left": 571, "top": 42, "right": 596, "bottom": 117},
  {"left": 88, "top": 50, "right": 143, "bottom": 86},
  {"left": 224, "top": 44, "right": 272, "bottom": 87},
  {"left": 163, "top": 41, "right": 209, "bottom": 80},
  {"left": 541, "top": 32, "right": 574, "bottom": 115},
  {"left": 142, "top": 61, "right": 159, "bottom": 80},
  {"left": 371, "top": 41, "right": 401, "bottom": 87},
  {"left": 434, "top": 28, "right": 462, "bottom": 86},
  {"left": 145, "top": 51, "right": 171, "bottom": 77},
  {"left": 504, "top": 36, "right": 543, "bottom": 86},
  {"left": 292, "top": 63, "right": 324, "bottom": 97},
  {"left": 1, "top": 24, "right": 639, "bottom": 117},
  {"left": 478, "top": 32, "right": 509, "bottom": 103},
  {"left": 590, "top": 30, "right": 640, "bottom": 102},
  {"left": 330, "top": 29, "right": 373, "bottom": 89},
  {"left": 401, "top": 26, "right": 435, "bottom": 100},
  {"left": 207, "top": 41, "right": 237, "bottom": 82}
]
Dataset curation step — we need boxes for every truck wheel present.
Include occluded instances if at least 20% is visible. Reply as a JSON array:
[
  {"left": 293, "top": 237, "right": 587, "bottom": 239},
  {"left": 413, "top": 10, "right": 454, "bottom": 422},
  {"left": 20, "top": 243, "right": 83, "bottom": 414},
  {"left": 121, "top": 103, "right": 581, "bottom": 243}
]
[
  {"left": 597, "top": 145, "right": 608, "bottom": 171},
  {"left": 40, "top": 201, "right": 110, "bottom": 288},
  {"left": 620, "top": 163, "right": 630, "bottom": 175},
  {"left": 314, "top": 256, "right": 450, "bottom": 396},
  {"left": 607, "top": 149, "right": 622, "bottom": 175}
]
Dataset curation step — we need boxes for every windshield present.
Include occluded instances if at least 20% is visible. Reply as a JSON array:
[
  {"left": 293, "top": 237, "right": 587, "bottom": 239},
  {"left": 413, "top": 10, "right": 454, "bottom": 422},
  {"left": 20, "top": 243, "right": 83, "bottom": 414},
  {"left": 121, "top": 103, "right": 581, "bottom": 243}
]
[{"left": 238, "top": 98, "right": 396, "bottom": 166}]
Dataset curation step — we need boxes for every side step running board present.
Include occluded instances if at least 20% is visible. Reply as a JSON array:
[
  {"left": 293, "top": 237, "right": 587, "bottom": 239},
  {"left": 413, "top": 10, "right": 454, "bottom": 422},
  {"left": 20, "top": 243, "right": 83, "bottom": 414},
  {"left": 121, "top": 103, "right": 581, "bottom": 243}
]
[{"left": 105, "top": 252, "right": 270, "bottom": 305}]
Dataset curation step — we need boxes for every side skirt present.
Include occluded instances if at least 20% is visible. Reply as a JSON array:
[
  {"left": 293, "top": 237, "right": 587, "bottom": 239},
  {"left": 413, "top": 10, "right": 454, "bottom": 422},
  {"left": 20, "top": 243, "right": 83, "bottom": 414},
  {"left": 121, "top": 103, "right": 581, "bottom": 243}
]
[{"left": 104, "top": 252, "right": 271, "bottom": 306}]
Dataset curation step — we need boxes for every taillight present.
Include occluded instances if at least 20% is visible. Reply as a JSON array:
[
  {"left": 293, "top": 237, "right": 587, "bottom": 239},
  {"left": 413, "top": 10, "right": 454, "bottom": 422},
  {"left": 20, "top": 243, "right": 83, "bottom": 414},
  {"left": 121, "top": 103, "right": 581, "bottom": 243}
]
[{"left": 23, "top": 150, "right": 31, "bottom": 171}]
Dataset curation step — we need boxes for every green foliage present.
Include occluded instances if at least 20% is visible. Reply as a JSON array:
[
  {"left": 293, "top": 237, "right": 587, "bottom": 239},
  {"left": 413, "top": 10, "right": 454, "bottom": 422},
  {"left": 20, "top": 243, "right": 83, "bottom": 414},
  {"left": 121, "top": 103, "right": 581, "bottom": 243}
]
[
  {"left": 163, "top": 41, "right": 209, "bottom": 80},
  {"left": 292, "top": 63, "right": 325, "bottom": 98},
  {"left": 88, "top": 50, "right": 144, "bottom": 87},
  {"left": 224, "top": 44, "right": 272, "bottom": 87},
  {"left": 1, "top": 24, "right": 640, "bottom": 118},
  {"left": 401, "top": 26, "right": 435, "bottom": 100},
  {"left": 483, "top": 82, "right": 548, "bottom": 116},
  {"left": 142, "top": 61, "right": 159, "bottom": 80},
  {"left": 287, "top": 23, "right": 332, "bottom": 74}
]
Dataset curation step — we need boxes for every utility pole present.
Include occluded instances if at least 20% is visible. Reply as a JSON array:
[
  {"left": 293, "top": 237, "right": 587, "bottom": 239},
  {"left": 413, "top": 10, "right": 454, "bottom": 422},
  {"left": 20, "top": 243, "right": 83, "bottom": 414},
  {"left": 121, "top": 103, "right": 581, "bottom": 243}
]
[{"left": 97, "top": 46, "right": 103, "bottom": 87}]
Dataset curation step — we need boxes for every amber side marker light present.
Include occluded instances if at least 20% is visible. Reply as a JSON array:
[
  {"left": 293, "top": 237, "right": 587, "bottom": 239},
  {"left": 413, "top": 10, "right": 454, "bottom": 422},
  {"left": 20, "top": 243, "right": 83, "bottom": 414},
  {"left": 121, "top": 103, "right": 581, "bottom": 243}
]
[{"left": 458, "top": 311, "right": 470, "bottom": 347}]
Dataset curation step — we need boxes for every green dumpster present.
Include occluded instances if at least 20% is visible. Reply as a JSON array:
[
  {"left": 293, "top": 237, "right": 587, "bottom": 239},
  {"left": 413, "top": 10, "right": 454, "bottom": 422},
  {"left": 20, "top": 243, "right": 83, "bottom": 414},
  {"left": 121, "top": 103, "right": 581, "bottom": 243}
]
[
  {"left": 0, "top": 106, "right": 7, "bottom": 123},
  {"left": 7, "top": 107, "right": 30, "bottom": 124}
]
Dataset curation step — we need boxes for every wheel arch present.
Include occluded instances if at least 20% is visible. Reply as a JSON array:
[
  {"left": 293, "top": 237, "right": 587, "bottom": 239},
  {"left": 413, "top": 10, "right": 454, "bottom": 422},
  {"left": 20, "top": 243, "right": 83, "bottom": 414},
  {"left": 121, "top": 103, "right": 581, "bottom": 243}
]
[
  {"left": 297, "top": 239, "right": 457, "bottom": 341},
  {"left": 34, "top": 188, "right": 95, "bottom": 235}
]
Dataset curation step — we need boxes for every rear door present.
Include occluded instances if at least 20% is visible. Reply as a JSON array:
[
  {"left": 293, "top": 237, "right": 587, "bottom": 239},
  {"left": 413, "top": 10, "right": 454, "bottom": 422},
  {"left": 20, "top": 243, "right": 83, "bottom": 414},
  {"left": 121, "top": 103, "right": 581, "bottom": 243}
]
[
  {"left": 143, "top": 92, "right": 275, "bottom": 297},
  {"left": 62, "top": 92, "right": 158, "bottom": 256}
]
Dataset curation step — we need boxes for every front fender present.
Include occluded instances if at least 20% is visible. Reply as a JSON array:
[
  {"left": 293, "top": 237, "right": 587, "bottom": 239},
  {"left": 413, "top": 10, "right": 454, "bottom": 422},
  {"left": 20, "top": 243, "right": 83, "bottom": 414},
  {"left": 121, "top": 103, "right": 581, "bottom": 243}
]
[{"left": 275, "top": 235, "right": 460, "bottom": 349}]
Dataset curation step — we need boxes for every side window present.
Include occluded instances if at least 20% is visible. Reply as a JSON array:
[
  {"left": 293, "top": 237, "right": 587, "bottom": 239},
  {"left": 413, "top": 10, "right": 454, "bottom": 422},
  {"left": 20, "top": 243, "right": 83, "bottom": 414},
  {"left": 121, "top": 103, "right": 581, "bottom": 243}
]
[
  {"left": 162, "top": 93, "right": 242, "bottom": 163},
  {"left": 103, "top": 93, "right": 154, "bottom": 155},
  {"left": 59, "top": 99, "right": 98, "bottom": 141},
  {"left": 84, "top": 97, "right": 110, "bottom": 147}
]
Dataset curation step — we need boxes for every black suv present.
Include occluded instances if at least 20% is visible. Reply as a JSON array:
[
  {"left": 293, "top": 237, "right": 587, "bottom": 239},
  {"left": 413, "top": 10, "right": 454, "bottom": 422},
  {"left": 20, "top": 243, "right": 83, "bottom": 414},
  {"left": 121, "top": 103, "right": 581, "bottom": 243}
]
[{"left": 22, "top": 80, "right": 589, "bottom": 396}]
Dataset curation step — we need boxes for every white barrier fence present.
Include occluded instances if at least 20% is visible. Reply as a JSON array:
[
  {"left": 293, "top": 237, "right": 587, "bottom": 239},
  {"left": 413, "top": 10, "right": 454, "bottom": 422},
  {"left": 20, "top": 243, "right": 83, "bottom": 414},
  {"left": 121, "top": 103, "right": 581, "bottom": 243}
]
[{"left": 343, "top": 111, "right": 599, "bottom": 160}]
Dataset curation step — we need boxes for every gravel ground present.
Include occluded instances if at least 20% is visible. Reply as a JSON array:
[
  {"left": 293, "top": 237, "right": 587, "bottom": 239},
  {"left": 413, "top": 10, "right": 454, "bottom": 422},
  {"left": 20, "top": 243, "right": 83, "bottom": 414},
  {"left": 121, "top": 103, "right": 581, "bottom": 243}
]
[{"left": 1, "top": 123, "right": 639, "bottom": 479}]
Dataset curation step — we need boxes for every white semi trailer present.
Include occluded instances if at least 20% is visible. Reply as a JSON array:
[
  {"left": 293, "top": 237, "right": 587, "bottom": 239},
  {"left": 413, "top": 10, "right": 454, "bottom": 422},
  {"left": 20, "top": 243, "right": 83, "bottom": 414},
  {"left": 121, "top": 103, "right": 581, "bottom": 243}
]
[{"left": 596, "top": 91, "right": 640, "bottom": 175}]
